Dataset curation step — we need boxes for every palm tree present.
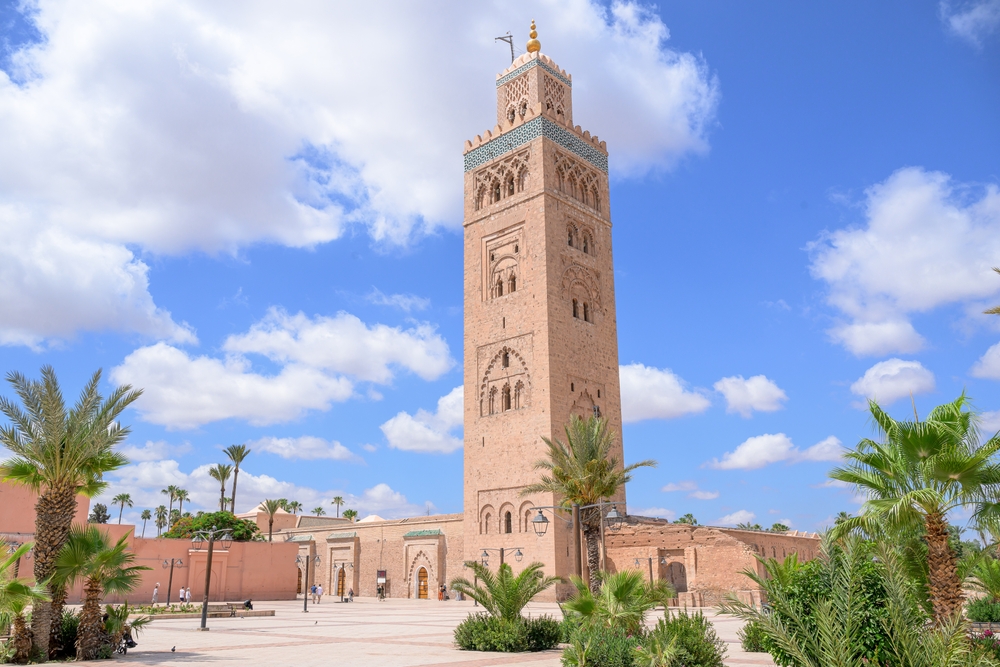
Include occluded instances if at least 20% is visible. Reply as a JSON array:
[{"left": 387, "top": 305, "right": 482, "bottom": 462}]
[
  {"left": 139, "top": 509, "right": 151, "bottom": 538},
  {"left": 174, "top": 488, "right": 189, "bottom": 519},
  {"left": 0, "top": 543, "right": 49, "bottom": 663},
  {"left": 562, "top": 570, "right": 674, "bottom": 635},
  {"left": 161, "top": 485, "right": 178, "bottom": 530},
  {"left": 312, "top": 507, "right": 326, "bottom": 516},
  {"left": 673, "top": 513, "right": 698, "bottom": 525},
  {"left": 985, "top": 267, "right": 1000, "bottom": 315},
  {"left": 112, "top": 493, "right": 132, "bottom": 524},
  {"left": 261, "top": 499, "right": 283, "bottom": 542},
  {"left": 154, "top": 505, "right": 168, "bottom": 537},
  {"left": 450, "top": 561, "right": 560, "bottom": 621},
  {"left": 331, "top": 496, "right": 344, "bottom": 517},
  {"left": 342, "top": 509, "right": 358, "bottom": 522},
  {"left": 521, "top": 415, "right": 655, "bottom": 592},
  {"left": 967, "top": 557, "right": 1000, "bottom": 602},
  {"left": 207, "top": 464, "right": 233, "bottom": 512},
  {"left": 53, "top": 526, "right": 150, "bottom": 660},
  {"left": 830, "top": 395, "right": 1000, "bottom": 626},
  {"left": 0, "top": 365, "right": 140, "bottom": 657},
  {"left": 224, "top": 444, "right": 250, "bottom": 513}
]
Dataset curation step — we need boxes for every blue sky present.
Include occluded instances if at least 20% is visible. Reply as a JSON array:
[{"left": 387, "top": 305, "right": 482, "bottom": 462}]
[{"left": 0, "top": 0, "right": 998, "bottom": 531}]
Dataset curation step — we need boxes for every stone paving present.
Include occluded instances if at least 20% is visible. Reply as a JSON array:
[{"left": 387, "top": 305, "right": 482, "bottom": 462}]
[{"left": 114, "top": 598, "right": 775, "bottom": 667}]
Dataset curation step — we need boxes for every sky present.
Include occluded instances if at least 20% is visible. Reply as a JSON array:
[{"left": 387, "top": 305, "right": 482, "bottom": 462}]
[{"left": 0, "top": 0, "right": 998, "bottom": 532}]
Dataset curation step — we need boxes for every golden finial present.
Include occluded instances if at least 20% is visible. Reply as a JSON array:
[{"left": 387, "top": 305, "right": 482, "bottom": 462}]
[{"left": 526, "top": 19, "right": 541, "bottom": 53}]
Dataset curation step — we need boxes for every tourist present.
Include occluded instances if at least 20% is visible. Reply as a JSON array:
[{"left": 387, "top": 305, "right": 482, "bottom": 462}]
[
  {"left": 438, "top": 585, "right": 444, "bottom": 601},
  {"left": 316, "top": 583, "right": 323, "bottom": 604},
  {"left": 152, "top": 583, "right": 159, "bottom": 605},
  {"left": 185, "top": 587, "right": 192, "bottom": 603},
  {"left": 348, "top": 588, "right": 354, "bottom": 602},
  {"left": 310, "top": 583, "right": 317, "bottom": 603},
  {"left": 178, "top": 586, "right": 184, "bottom": 604}
]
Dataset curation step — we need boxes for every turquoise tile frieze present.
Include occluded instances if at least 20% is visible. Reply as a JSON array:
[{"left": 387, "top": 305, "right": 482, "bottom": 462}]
[
  {"left": 464, "top": 117, "right": 607, "bottom": 173},
  {"left": 496, "top": 59, "right": 572, "bottom": 88}
]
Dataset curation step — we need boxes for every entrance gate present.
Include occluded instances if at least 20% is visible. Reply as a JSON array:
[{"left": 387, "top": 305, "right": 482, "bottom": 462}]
[{"left": 417, "top": 567, "right": 428, "bottom": 599}]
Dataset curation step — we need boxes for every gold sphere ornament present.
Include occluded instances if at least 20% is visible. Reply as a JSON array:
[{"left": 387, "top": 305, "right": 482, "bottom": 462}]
[{"left": 526, "top": 20, "right": 541, "bottom": 53}]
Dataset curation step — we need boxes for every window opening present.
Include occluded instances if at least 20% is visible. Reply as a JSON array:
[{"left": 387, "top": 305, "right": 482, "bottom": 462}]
[
  {"left": 514, "top": 244, "right": 519, "bottom": 253},
  {"left": 583, "top": 302, "right": 589, "bottom": 322},
  {"left": 572, "top": 299, "right": 579, "bottom": 318},
  {"left": 597, "top": 389, "right": 601, "bottom": 398},
  {"left": 504, "top": 512, "right": 512, "bottom": 534},
  {"left": 508, "top": 274, "right": 516, "bottom": 293},
  {"left": 502, "top": 351, "right": 510, "bottom": 368},
  {"left": 502, "top": 384, "right": 511, "bottom": 411},
  {"left": 567, "top": 230, "right": 574, "bottom": 247},
  {"left": 493, "top": 181, "right": 501, "bottom": 202},
  {"left": 496, "top": 277, "right": 503, "bottom": 297},
  {"left": 571, "top": 382, "right": 574, "bottom": 392}
]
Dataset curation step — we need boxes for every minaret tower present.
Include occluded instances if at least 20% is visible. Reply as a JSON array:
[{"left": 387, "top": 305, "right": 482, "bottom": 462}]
[{"left": 462, "top": 22, "right": 625, "bottom": 598}]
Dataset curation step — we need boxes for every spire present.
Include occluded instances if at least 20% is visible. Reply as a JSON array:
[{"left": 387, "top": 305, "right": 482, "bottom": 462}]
[{"left": 526, "top": 19, "right": 540, "bottom": 53}]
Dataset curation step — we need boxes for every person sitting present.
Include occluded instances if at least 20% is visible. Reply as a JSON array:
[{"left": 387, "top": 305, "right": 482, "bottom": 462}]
[{"left": 348, "top": 588, "right": 354, "bottom": 602}]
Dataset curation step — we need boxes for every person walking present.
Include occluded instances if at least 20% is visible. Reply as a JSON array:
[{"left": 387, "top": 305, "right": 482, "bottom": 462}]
[
  {"left": 185, "top": 587, "right": 192, "bottom": 604},
  {"left": 152, "top": 583, "right": 160, "bottom": 605},
  {"left": 438, "top": 584, "right": 444, "bottom": 601},
  {"left": 310, "top": 584, "right": 316, "bottom": 603},
  {"left": 316, "top": 584, "right": 323, "bottom": 604},
  {"left": 178, "top": 586, "right": 184, "bottom": 604}
]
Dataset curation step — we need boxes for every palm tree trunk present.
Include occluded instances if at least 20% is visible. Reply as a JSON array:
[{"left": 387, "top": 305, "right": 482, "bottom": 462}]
[
  {"left": 12, "top": 614, "right": 32, "bottom": 664},
  {"left": 582, "top": 522, "right": 602, "bottom": 593},
  {"left": 231, "top": 468, "right": 239, "bottom": 514},
  {"left": 31, "top": 481, "right": 77, "bottom": 658},
  {"left": 48, "top": 584, "right": 67, "bottom": 659},
  {"left": 926, "top": 512, "right": 963, "bottom": 626},
  {"left": 219, "top": 483, "right": 226, "bottom": 512},
  {"left": 76, "top": 579, "right": 104, "bottom": 660},
  {"left": 269, "top": 519, "right": 273, "bottom": 542},
  {"left": 118, "top": 503, "right": 123, "bottom": 524},
  {"left": 167, "top": 498, "right": 174, "bottom": 530},
  {"left": 142, "top": 518, "right": 147, "bottom": 537}
]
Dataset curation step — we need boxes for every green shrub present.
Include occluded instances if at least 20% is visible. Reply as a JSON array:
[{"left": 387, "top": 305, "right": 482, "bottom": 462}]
[
  {"left": 51, "top": 609, "right": 80, "bottom": 660},
  {"left": 454, "top": 613, "right": 561, "bottom": 652},
  {"left": 968, "top": 597, "right": 1000, "bottom": 623},
  {"left": 648, "top": 610, "right": 726, "bottom": 667},
  {"left": 971, "top": 631, "right": 1000, "bottom": 661},
  {"left": 162, "top": 511, "right": 261, "bottom": 541},
  {"left": 737, "top": 620, "right": 769, "bottom": 653},
  {"left": 561, "top": 625, "right": 640, "bottom": 667}
]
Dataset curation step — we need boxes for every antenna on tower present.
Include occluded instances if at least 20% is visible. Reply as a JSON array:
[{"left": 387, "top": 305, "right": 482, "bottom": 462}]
[{"left": 495, "top": 32, "right": 515, "bottom": 63}]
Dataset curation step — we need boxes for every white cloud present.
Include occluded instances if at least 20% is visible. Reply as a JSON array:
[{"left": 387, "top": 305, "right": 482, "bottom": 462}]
[
  {"left": 249, "top": 436, "right": 362, "bottom": 462},
  {"left": 708, "top": 433, "right": 844, "bottom": 470},
  {"left": 631, "top": 507, "right": 677, "bottom": 521},
  {"left": 367, "top": 289, "right": 430, "bottom": 313},
  {"left": 380, "top": 387, "right": 464, "bottom": 454},
  {"left": 112, "top": 309, "right": 452, "bottom": 429},
  {"left": 619, "top": 363, "right": 711, "bottom": 422},
  {"left": 661, "top": 480, "right": 718, "bottom": 500},
  {"left": 118, "top": 440, "right": 192, "bottom": 463},
  {"left": 809, "top": 168, "right": 1000, "bottom": 356},
  {"left": 223, "top": 308, "right": 453, "bottom": 383},
  {"left": 941, "top": 0, "right": 1000, "bottom": 46},
  {"left": 850, "top": 359, "right": 936, "bottom": 405},
  {"left": 717, "top": 510, "right": 755, "bottom": 526},
  {"left": 0, "top": 1, "right": 717, "bottom": 347},
  {"left": 713, "top": 374, "right": 787, "bottom": 417},
  {"left": 972, "top": 342, "right": 1000, "bottom": 380},
  {"left": 981, "top": 410, "right": 1000, "bottom": 435}
]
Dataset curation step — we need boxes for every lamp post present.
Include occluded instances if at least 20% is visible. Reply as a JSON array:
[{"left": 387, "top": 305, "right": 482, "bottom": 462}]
[
  {"left": 634, "top": 557, "right": 668, "bottom": 585},
  {"left": 296, "top": 553, "right": 321, "bottom": 612},
  {"left": 162, "top": 558, "right": 184, "bottom": 607},
  {"left": 530, "top": 502, "right": 624, "bottom": 577},
  {"left": 191, "top": 526, "right": 233, "bottom": 630},
  {"left": 477, "top": 547, "right": 524, "bottom": 568}
]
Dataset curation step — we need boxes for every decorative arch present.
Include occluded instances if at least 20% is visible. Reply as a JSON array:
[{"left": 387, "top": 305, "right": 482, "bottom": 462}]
[
  {"left": 499, "top": 502, "right": 516, "bottom": 535},
  {"left": 479, "top": 504, "right": 495, "bottom": 535},
  {"left": 562, "top": 264, "right": 602, "bottom": 310},
  {"left": 479, "top": 346, "right": 531, "bottom": 416},
  {"left": 518, "top": 501, "right": 536, "bottom": 533},
  {"left": 406, "top": 550, "right": 437, "bottom": 599}
]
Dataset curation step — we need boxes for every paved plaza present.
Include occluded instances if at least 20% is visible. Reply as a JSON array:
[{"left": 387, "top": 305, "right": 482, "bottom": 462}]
[{"left": 114, "top": 598, "right": 775, "bottom": 667}]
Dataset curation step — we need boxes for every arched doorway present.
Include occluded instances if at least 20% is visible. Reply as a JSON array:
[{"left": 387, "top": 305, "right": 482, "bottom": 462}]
[
  {"left": 667, "top": 562, "right": 687, "bottom": 593},
  {"left": 417, "top": 567, "right": 428, "bottom": 599},
  {"left": 336, "top": 566, "right": 345, "bottom": 598},
  {"left": 297, "top": 568, "right": 302, "bottom": 594}
]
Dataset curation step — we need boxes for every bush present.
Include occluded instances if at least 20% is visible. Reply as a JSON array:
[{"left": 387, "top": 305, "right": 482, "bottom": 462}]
[
  {"left": 454, "top": 613, "right": 560, "bottom": 652},
  {"left": 161, "top": 511, "right": 261, "bottom": 541},
  {"left": 51, "top": 610, "right": 80, "bottom": 660},
  {"left": 968, "top": 597, "right": 1000, "bottom": 623},
  {"left": 562, "top": 625, "right": 640, "bottom": 667},
  {"left": 971, "top": 631, "right": 1000, "bottom": 662},
  {"left": 648, "top": 611, "right": 726, "bottom": 667},
  {"left": 737, "top": 620, "right": 769, "bottom": 653}
]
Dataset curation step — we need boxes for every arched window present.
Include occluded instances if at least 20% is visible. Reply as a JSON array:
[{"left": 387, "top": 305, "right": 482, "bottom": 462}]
[
  {"left": 517, "top": 168, "right": 527, "bottom": 192},
  {"left": 508, "top": 274, "right": 516, "bottom": 293},
  {"left": 507, "top": 106, "right": 516, "bottom": 124},
  {"left": 502, "top": 351, "right": 510, "bottom": 368},
  {"left": 514, "top": 381, "right": 523, "bottom": 409},
  {"left": 489, "top": 387, "right": 497, "bottom": 415},
  {"left": 492, "top": 181, "right": 501, "bottom": 203},
  {"left": 556, "top": 168, "right": 565, "bottom": 192},
  {"left": 502, "top": 384, "right": 511, "bottom": 411},
  {"left": 592, "top": 188, "right": 601, "bottom": 212},
  {"left": 525, "top": 510, "right": 532, "bottom": 532},
  {"left": 519, "top": 101, "right": 528, "bottom": 119},
  {"left": 583, "top": 302, "right": 590, "bottom": 322},
  {"left": 476, "top": 186, "right": 486, "bottom": 211},
  {"left": 484, "top": 513, "right": 491, "bottom": 534},
  {"left": 495, "top": 277, "right": 503, "bottom": 297},
  {"left": 567, "top": 228, "right": 574, "bottom": 247},
  {"left": 506, "top": 174, "right": 515, "bottom": 197},
  {"left": 572, "top": 299, "right": 579, "bottom": 319},
  {"left": 582, "top": 235, "right": 589, "bottom": 254},
  {"left": 504, "top": 512, "right": 512, "bottom": 534}
]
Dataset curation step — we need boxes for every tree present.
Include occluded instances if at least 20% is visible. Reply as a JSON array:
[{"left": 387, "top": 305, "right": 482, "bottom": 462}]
[
  {"left": 260, "top": 499, "right": 283, "bottom": 542},
  {"left": 287, "top": 500, "right": 302, "bottom": 515},
  {"left": 342, "top": 508, "right": 358, "bottom": 522},
  {"left": 673, "top": 513, "right": 698, "bottom": 525},
  {"left": 208, "top": 464, "right": 233, "bottom": 512},
  {"left": 830, "top": 394, "right": 1000, "bottom": 626},
  {"left": 521, "top": 415, "right": 655, "bottom": 592},
  {"left": 154, "top": 505, "right": 168, "bottom": 537},
  {"left": 769, "top": 523, "right": 790, "bottom": 533},
  {"left": 162, "top": 511, "right": 260, "bottom": 541},
  {"left": 449, "top": 561, "right": 560, "bottom": 621},
  {"left": 967, "top": 557, "right": 1000, "bottom": 602},
  {"left": 175, "top": 488, "right": 189, "bottom": 518},
  {"left": 312, "top": 506, "right": 326, "bottom": 516},
  {"left": 139, "top": 509, "right": 151, "bottom": 538},
  {"left": 834, "top": 511, "right": 853, "bottom": 525},
  {"left": 985, "top": 267, "right": 1000, "bottom": 316},
  {"left": 0, "top": 543, "right": 49, "bottom": 664},
  {"left": 87, "top": 503, "right": 110, "bottom": 524},
  {"left": 562, "top": 570, "right": 674, "bottom": 636},
  {"left": 331, "top": 496, "right": 344, "bottom": 517},
  {"left": 0, "top": 366, "right": 139, "bottom": 658},
  {"left": 161, "top": 485, "right": 178, "bottom": 531},
  {"left": 53, "top": 526, "right": 149, "bottom": 660},
  {"left": 736, "top": 522, "right": 763, "bottom": 531},
  {"left": 112, "top": 493, "right": 132, "bottom": 524},
  {"left": 224, "top": 444, "right": 250, "bottom": 514}
]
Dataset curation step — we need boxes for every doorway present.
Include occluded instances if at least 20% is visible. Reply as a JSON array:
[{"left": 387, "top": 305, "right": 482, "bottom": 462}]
[
  {"left": 336, "top": 567, "right": 345, "bottom": 598},
  {"left": 417, "top": 567, "right": 428, "bottom": 599}
]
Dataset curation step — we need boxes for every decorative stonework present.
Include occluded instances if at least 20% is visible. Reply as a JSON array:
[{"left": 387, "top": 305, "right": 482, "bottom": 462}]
[
  {"left": 478, "top": 343, "right": 531, "bottom": 417},
  {"left": 483, "top": 225, "right": 523, "bottom": 301},
  {"left": 464, "top": 116, "right": 608, "bottom": 173},
  {"left": 554, "top": 151, "right": 602, "bottom": 212},
  {"left": 497, "top": 57, "right": 572, "bottom": 88},
  {"left": 473, "top": 150, "right": 530, "bottom": 211}
]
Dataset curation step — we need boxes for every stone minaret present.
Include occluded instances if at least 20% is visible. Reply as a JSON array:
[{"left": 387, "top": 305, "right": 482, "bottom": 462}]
[{"left": 462, "top": 23, "right": 624, "bottom": 599}]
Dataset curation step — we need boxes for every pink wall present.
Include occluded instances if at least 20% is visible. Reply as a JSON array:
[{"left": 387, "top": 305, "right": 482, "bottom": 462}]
[{"left": 0, "top": 481, "right": 91, "bottom": 535}]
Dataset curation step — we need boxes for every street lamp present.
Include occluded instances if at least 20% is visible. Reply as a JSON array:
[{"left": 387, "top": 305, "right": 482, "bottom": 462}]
[
  {"left": 191, "top": 526, "right": 233, "bottom": 630},
  {"left": 530, "top": 502, "right": 626, "bottom": 576},
  {"left": 162, "top": 558, "right": 184, "bottom": 606},
  {"left": 634, "top": 557, "right": 668, "bottom": 584},
  {"left": 530, "top": 510, "right": 550, "bottom": 537},
  {"left": 296, "top": 553, "right": 321, "bottom": 612},
  {"left": 478, "top": 547, "right": 524, "bottom": 569}
]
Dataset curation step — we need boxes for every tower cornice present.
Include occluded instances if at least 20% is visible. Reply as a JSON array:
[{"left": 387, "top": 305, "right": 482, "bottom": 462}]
[{"left": 464, "top": 115, "right": 608, "bottom": 173}]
